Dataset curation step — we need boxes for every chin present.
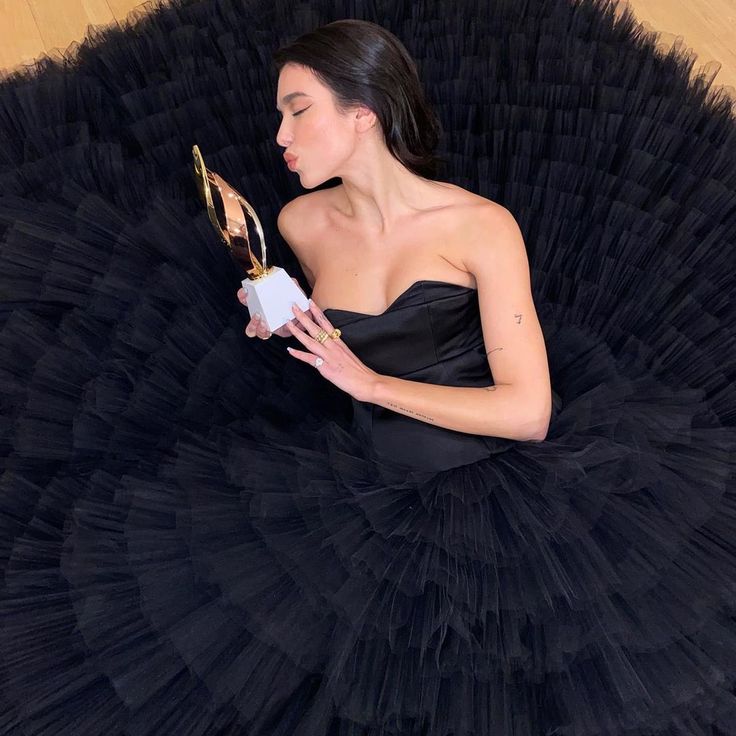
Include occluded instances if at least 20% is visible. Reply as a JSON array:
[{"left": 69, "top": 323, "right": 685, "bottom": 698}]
[{"left": 298, "top": 171, "right": 331, "bottom": 190}]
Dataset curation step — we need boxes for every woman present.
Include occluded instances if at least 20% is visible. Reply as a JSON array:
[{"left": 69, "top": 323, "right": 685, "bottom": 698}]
[{"left": 241, "top": 20, "right": 552, "bottom": 456}]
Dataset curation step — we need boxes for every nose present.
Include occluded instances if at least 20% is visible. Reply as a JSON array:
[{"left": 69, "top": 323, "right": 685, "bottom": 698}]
[{"left": 276, "top": 117, "right": 292, "bottom": 148}]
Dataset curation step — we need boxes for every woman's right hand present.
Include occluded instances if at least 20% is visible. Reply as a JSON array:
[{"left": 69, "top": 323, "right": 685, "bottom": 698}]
[{"left": 237, "top": 278, "right": 311, "bottom": 339}]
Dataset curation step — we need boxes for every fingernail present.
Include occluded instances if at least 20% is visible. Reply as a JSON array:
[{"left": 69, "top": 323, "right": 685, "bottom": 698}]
[{"left": 254, "top": 313, "right": 261, "bottom": 321}]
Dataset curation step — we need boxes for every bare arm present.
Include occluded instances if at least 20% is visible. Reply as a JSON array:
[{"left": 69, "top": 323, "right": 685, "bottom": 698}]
[
  {"left": 371, "top": 379, "right": 547, "bottom": 441},
  {"left": 371, "top": 205, "right": 552, "bottom": 441}
]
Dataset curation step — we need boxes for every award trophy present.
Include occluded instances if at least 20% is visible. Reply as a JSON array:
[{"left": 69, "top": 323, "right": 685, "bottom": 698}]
[{"left": 192, "top": 144, "right": 310, "bottom": 332}]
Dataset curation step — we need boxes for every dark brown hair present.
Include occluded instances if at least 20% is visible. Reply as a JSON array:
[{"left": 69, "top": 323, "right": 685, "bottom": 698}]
[{"left": 272, "top": 19, "right": 445, "bottom": 179}]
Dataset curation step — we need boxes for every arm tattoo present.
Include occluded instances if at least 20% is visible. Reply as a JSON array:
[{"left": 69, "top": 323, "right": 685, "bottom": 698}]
[
  {"left": 514, "top": 313, "right": 522, "bottom": 324},
  {"left": 486, "top": 347, "right": 503, "bottom": 356},
  {"left": 386, "top": 402, "right": 436, "bottom": 423}
]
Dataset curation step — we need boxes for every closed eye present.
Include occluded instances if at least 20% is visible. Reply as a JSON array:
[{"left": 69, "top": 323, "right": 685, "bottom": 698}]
[{"left": 276, "top": 105, "right": 310, "bottom": 120}]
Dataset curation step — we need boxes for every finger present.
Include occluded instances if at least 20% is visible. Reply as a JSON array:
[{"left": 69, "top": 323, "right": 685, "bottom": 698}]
[
  {"left": 251, "top": 313, "right": 272, "bottom": 340},
  {"left": 272, "top": 316, "right": 307, "bottom": 339},
  {"left": 289, "top": 303, "right": 320, "bottom": 339},
  {"left": 273, "top": 323, "right": 296, "bottom": 338},
  {"left": 306, "top": 299, "right": 337, "bottom": 334},
  {"left": 245, "top": 313, "right": 265, "bottom": 337},
  {"left": 285, "top": 318, "right": 324, "bottom": 355},
  {"left": 285, "top": 346, "right": 316, "bottom": 364},
  {"left": 252, "top": 316, "right": 270, "bottom": 339},
  {"left": 256, "top": 322, "right": 272, "bottom": 340},
  {"left": 237, "top": 287, "right": 248, "bottom": 305},
  {"left": 283, "top": 316, "right": 308, "bottom": 336}
]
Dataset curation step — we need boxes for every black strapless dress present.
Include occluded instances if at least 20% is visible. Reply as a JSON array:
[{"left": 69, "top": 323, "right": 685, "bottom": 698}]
[
  {"left": 2, "top": 0, "right": 736, "bottom": 734},
  {"left": 325, "top": 280, "right": 520, "bottom": 471}
]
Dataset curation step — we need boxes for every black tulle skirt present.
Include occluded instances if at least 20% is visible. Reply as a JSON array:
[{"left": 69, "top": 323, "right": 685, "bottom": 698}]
[{"left": 1, "top": 0, "right": 736, "bottom": 734}]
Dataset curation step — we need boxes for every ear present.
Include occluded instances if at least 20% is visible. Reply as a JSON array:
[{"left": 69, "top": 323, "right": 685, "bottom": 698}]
[{"left": 354, "top": 104, "right": 378, "bottom": 133}]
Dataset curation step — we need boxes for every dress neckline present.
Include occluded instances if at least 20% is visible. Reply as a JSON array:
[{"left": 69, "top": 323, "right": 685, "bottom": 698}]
[{"left": 321, "top": 279, "right": 477, "bottom": 319}]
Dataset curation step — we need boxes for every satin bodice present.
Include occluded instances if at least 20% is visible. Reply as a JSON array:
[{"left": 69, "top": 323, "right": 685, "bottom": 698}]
[{"left": 324, "top": 280, "right": 515, "bottom": 471}]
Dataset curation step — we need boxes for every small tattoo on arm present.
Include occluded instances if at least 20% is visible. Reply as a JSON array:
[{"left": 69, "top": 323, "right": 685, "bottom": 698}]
[
  {"left": 486, "top": 347, "right": 503, "bottom": 356},
  {"left": 514, "top": 313, "right": 522, "bottom": 324},
  {"left": 386, "top": 402, "right": 436, "bottom": 423}
]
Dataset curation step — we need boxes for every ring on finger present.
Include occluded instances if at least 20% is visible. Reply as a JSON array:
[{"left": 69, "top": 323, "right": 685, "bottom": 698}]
[
  {"left": 329, "top": 328, "right": 341, "bottom": 340},
  {"left": 315, "top": 329, "right": 329, "bottom": 344},
  {"left": 315, "top": 357, "right": 324, "bottom": 368}
]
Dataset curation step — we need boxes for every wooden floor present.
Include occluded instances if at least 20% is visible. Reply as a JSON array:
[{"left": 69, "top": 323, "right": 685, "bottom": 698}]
[
  {"left": 1, "top": 0, "right": 735, "bottom": 99},
  {"left": 0, "top": 0, "right": 154, "bottom": 73}
]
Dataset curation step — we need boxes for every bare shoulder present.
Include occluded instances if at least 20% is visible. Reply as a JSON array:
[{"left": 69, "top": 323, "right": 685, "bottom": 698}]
[
  {"left": 427, "top": 181, "right": 511, "bottom": 225},
  {"left": 276, "top": 189, "right": 330, "bottom": 241},
  {"left": 456, "top": 198, "right": 529, "bottom": 281},
  {"left": 430, "top": 183, "right": 521, "bottom": 262},
  {"left": 441, "top": 182, "right": 513, "bottom": 222},
  {"left": 276, "top": 189, "right": 333, "bottom": 286}
]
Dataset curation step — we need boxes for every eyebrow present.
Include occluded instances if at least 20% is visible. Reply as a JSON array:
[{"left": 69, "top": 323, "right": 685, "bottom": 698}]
[{"left": 276, "top": 91, "right": 312, "bottom": 111}]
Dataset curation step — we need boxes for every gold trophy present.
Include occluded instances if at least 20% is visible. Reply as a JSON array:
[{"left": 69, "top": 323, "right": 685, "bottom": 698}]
[{"left": 192, "top": 144, "right": 309, "bottom": 331}]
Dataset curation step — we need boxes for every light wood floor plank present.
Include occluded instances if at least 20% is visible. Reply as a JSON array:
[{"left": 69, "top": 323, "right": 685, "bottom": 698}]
[
  {"left": 26, "top": 0, "right": 115, "bottom": 53},
  {"left": 0, "top": 0, "right": 46, "bottom": 71},
  {"left": 621, "top": 0, "right": 736, "bottom": 92},
  {"left": 107, "top": 0, "right": 154, "bottom": 22}
]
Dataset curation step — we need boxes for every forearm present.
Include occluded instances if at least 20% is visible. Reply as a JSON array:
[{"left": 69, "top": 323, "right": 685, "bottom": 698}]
[{"left": 371, "top": 375, "right": 549, "bottom": 441}]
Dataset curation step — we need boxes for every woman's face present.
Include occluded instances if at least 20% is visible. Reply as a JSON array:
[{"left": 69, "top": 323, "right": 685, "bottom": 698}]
[{"left": 275, "top": 63, "right": 361, "bottom": 188}]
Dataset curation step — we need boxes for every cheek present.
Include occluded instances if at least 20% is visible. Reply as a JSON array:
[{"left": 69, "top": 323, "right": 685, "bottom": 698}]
[
  {"left": 308, "top": 118, "right": 352, "bottom": 158},
  {"left": 322, "top": 131, "right": 354, "bottom": 170}
]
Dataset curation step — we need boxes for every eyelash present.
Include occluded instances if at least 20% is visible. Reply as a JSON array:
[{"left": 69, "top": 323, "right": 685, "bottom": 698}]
[{"left": 277, "top": 107, "right": 309, "bottom": 122}]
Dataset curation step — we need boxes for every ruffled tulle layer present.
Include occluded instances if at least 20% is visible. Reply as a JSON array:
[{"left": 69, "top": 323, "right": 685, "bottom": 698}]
[{"left": 1, "top": 0, "right": 736, "bottom": 734}]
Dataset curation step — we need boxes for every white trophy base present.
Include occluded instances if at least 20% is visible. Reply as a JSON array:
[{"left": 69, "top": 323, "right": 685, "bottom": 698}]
[{"left": 242, "top": 267, "right": 310, "bottom": 332}]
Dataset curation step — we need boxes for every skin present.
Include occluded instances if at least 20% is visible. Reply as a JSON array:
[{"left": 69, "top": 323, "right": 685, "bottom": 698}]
[{"left": 237, "top": 62, "right": 552, "bottom": 441}]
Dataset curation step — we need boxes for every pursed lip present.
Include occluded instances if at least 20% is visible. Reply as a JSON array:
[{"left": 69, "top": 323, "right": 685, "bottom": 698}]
[{"left": 283, "top": 153, "right": 298, "bottom": 164}]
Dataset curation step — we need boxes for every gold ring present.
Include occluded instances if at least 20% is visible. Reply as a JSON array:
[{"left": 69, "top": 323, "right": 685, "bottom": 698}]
[
  {"left": 315, "top": 329, "right": 329, "bottom": 344},
  {"left": 329, "top": 329, "right": 341, "bottom": 340}
]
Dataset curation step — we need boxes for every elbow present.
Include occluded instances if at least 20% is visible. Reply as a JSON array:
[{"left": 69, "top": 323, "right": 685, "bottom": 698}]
[
  {"left": 521, "top": 404, "right": 551, "bottom": 442},
  {"left": 525, "top": 425, "right": 548, "bottom": 442},
  {"left": 482, "top": 388, "right": 551, "bottom": 442}
]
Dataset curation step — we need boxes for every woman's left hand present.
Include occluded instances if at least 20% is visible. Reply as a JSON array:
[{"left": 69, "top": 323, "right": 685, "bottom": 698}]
[{"left": 285, "top": 299, "right": 381, "bottom": 403}]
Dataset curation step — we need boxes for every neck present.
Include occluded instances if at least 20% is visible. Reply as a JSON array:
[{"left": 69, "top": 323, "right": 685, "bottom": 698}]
[{"left": 337, "top": 149, "right": 430, "bottom": 237}]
